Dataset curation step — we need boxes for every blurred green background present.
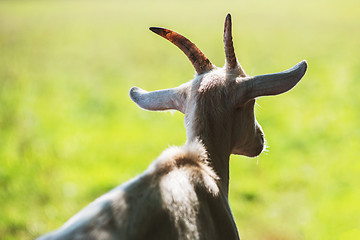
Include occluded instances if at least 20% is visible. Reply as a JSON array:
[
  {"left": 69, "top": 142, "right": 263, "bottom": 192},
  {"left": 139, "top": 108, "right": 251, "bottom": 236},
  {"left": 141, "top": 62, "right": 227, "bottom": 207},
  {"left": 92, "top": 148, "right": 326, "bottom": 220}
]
[{"left": 1, "top": 0, "right": 359, "bottom": 239}]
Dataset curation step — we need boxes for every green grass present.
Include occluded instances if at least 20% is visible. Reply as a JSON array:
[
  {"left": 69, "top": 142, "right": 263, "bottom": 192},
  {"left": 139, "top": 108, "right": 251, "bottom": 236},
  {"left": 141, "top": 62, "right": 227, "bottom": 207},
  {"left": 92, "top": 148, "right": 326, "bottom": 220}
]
[{"left": 1, "top": 0, "right": 359, "bottom": 239}]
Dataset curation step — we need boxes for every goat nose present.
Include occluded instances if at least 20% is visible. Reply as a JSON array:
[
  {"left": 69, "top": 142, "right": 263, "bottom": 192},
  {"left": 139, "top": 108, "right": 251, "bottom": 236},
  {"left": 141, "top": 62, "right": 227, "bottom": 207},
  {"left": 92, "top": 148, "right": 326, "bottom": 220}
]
[
  {"left": 259, "top": 132, "right": 264, "bottom": 143},
  {"left": 255, "top": 130, "right": 265, "bottom": 152},
  {"left": 254, "top": 136, "right": 265, "bottom": 156}
]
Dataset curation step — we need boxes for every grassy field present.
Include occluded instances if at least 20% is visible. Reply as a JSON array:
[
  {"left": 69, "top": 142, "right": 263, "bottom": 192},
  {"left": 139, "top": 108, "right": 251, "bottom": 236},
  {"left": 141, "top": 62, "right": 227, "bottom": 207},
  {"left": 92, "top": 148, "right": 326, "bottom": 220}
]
[{"left": 1, "top": 0, "right": 359, "bottom": 239}]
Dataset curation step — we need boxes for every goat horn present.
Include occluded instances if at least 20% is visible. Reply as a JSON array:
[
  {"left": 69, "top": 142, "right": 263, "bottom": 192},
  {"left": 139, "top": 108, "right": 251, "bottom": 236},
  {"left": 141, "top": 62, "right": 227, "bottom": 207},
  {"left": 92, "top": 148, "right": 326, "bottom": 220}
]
[
  {"left": 150, "top": 27, "right": 214, "bottom": 75},
  {"left": 223, "top": 13, "right": 246, "bottom": 76}
]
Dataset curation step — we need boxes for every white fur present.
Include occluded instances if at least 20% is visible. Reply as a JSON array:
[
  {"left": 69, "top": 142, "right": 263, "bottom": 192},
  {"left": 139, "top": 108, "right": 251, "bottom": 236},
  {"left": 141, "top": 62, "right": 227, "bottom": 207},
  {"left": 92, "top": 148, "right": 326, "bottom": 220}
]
[{"left": 38, "top": 14, "right": 306, "bottom": 240}]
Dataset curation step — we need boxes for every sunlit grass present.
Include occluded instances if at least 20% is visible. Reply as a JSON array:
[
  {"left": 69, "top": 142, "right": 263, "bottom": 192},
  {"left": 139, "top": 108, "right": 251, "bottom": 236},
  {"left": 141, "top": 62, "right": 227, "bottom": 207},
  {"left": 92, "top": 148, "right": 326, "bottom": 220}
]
[{"left": 0, "top": 1, "right": 359, "bottom": 239}]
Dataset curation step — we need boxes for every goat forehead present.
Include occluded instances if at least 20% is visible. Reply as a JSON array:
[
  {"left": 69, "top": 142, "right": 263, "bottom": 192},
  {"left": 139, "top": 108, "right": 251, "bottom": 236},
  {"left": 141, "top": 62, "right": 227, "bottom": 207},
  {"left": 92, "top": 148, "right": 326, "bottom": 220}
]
[{"left": 197, "top": 68, "right": 228, "bottom": 93}]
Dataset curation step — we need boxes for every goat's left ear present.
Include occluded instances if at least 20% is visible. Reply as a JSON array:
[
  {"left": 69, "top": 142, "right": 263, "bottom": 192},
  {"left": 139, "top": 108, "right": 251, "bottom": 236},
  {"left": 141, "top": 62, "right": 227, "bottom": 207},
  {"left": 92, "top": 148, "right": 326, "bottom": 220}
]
[
  {"left": 242, "top": 60, "right": 307, "bottom": 99},
  {"left": 129, "top": 85, "right": 188, "bottom": 113}
]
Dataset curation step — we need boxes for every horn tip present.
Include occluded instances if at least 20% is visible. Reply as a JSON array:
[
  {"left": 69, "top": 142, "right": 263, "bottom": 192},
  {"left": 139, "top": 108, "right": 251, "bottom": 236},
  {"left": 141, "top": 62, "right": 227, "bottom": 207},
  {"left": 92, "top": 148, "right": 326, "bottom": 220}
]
[
  {"left": 224, "top": 13, "right": 232, "bottom": 31},
  {"left": 149, "top": 27, "right": 170, "bottom": 38},
  {"left": 149, "top": 27, "right": 161, "bottom": 33}
]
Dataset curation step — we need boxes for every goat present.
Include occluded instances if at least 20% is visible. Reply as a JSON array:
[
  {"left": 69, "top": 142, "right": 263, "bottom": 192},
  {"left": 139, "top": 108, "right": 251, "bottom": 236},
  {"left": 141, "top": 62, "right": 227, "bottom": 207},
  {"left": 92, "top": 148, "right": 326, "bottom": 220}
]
[{"left": 37, "top": 14, "right": 307, "bottom": 240}]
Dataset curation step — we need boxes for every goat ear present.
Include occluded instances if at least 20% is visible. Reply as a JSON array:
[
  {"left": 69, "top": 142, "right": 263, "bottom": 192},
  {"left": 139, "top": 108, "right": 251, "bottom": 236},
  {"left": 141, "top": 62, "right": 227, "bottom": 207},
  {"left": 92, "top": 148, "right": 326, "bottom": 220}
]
[
  {"left": 243, "top": 60, "right": 307, "bottom": 99},
  {"left": 129, "top": 86, "right": 188, "bottom": 113}
]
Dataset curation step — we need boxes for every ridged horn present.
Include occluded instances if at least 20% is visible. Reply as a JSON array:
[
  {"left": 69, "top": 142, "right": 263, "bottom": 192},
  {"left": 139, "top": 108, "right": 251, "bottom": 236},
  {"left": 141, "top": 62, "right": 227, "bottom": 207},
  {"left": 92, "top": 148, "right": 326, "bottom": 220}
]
[
  {"left": 223, "top": 13, "right": 246, "bottom": 76},
  {"left": 150, "top": 27, "right": 214, "bottom": 75}
]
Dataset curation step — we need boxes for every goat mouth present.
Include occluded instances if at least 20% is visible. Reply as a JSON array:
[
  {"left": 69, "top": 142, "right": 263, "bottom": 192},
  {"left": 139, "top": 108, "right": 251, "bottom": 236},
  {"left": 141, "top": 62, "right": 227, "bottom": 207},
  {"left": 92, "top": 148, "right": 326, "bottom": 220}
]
[
  {"left": 249, "top": 134, "right": 265, "bottom": 158},
  {"left": 246, "top": 143, "right": 264, "bottom": 158},
  {"left": 254, "top": 143, "right": 265, "bottom": 157}
]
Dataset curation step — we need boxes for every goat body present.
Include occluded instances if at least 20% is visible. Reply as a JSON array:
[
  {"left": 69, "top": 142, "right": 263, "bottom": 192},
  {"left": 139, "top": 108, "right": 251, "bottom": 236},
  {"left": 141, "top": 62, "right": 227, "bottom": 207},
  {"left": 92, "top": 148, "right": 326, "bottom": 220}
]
[
  {"left": 38, "top": 13, "right": 307, "bottom": 240},
  {"left": 38, "top": 141, "right": 239, "bottom": 240}
]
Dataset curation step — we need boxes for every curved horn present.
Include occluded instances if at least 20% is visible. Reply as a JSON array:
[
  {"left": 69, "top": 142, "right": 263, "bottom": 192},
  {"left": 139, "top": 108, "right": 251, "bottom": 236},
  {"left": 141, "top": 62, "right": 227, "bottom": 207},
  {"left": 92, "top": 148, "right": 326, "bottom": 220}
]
[
  {"left": 150, "top": 27, "right": 214, "bottom": 75},
  {"left": 223, "top": 14, "right": 246, "bottom": 76},
  {"left": 243, "top": 60, "right": 307, "bottom": 99}
]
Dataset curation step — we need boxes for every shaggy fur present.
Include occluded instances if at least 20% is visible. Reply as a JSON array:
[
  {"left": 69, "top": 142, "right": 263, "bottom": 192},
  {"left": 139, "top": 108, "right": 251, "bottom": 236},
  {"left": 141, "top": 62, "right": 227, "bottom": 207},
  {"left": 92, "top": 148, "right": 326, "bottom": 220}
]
[
  {"left": 37, "top": 141, "right": 239, "bottom": 240},
  {"left": 38, "top": 13, "right": 306, "bottom": 240}
]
